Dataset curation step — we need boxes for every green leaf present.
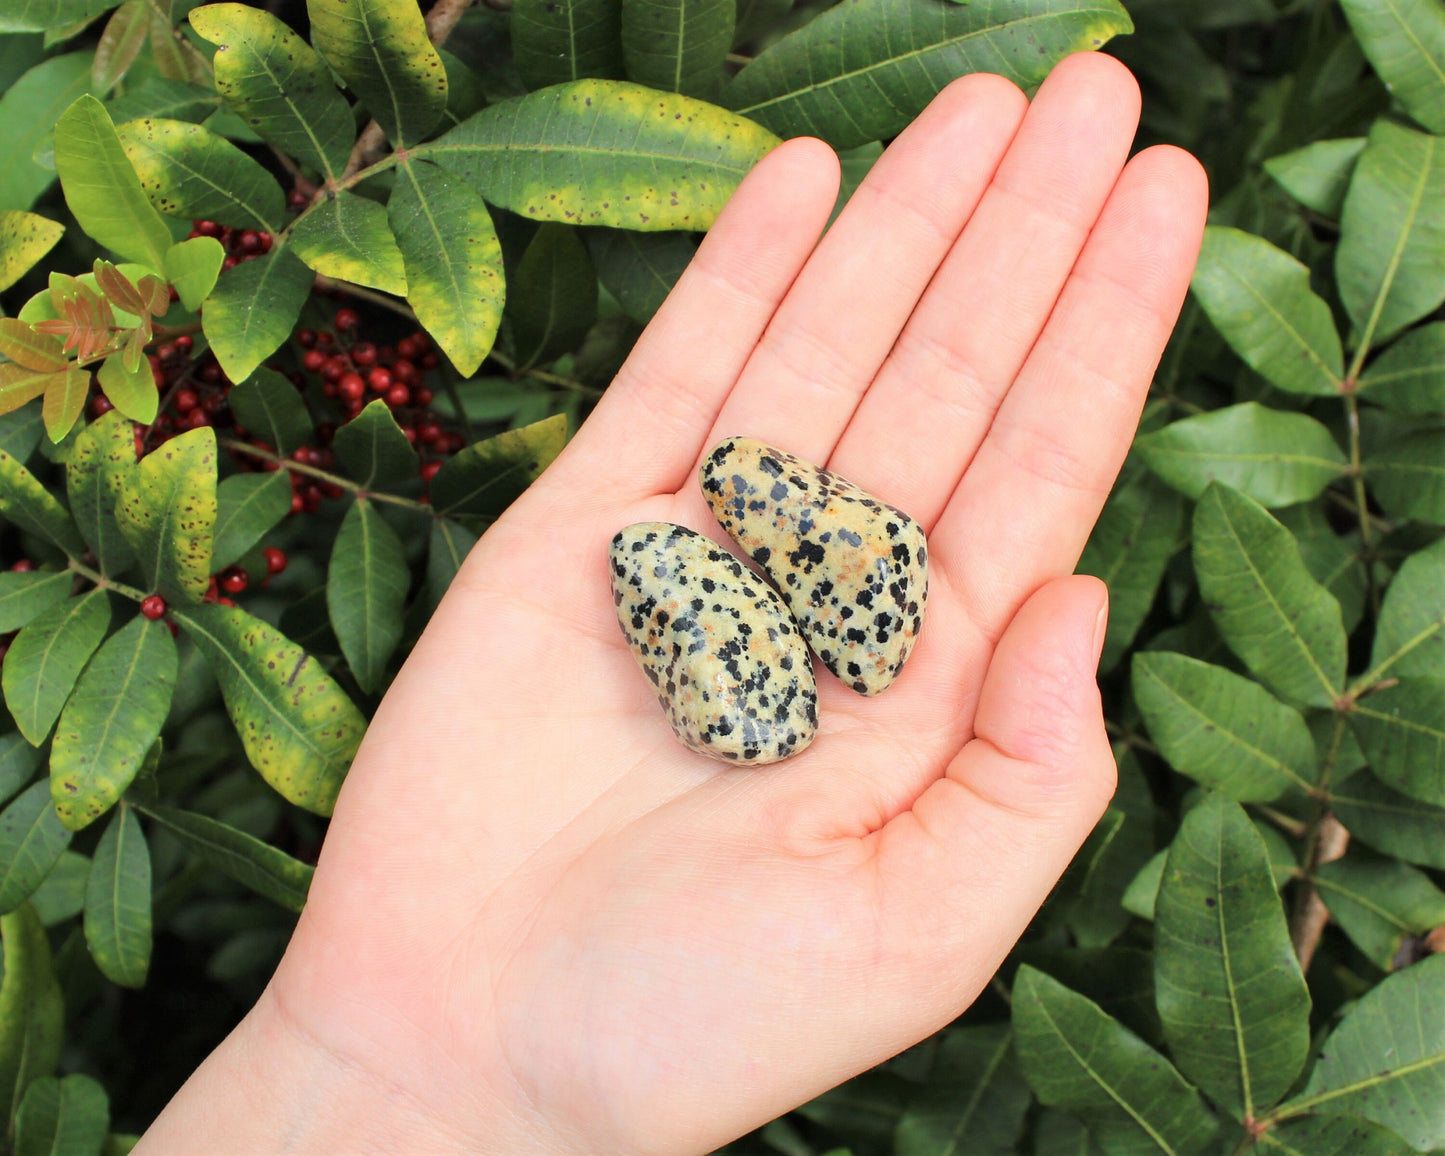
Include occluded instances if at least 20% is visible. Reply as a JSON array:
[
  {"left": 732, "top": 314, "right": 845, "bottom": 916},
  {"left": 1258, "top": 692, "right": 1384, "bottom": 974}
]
[
  {"left": 28, "top": 850, "right": 88, "bottom": 927},
  {"left": 0, "top": 211, "right": 65, "bottom": 292},
  {"left": 1366, "top": 430, "right": 1445, "bottom": 523},
  {"left": 724, "top": 0, "right": 1132, "bottom": 149},
  {"left": 172, "top": 603, "right": 364, "bottom": 815},
  {"left": 290, "top": 191, "right": 407, "bottom": 295},
  {"left": 388, "top": 158, "right": 504, "bottom": 377},
  {"left": 1077, "top": 468, "right": 1184, "bottom": 672},
  {"left": 82, "top": 805, "right": 150, "bottom": 986},
  {"left": 212, "top": 471, "right": 291, "bottom": 571},
  {"left": 1132, "top": 652, "right": 1316, "bottom": 801},
  {"left": 0, "top": 54, "right": 92, "bottom": 214},
  {"left": 306, "top": 0, "right": 447, "bottom": 147},
  {"left": 1135, "top": 404, "right": 1347, "bottom": 507},
  {"left": 1154, "top": 793, "right": 1310, "bottom": 1121},
  {"left": 116, "top": 425, "right": 216, "bottom": 604},
  {"left": 1275, "top": 502, "right": 1367, "bottom": 636},
  {"left": 0, "top": 400, "right": 45, "bottom": 465},
  {"left": 108, "top": 77, "right": 220, "bottom": 126},
  {"left": 1192, "top": 482, "right": 1347, "bottom": 709},
  {"left": 893, "top": 1025, "right": 1030, "bottom": 1155},
  {"left": 1348, "top": 677, "right": 1445, "bottom": 806},
  {"left": 0, "top": 735, "right": 42, "bottom": 808},
  {"left": 0, "top": 447, "right": 87, "bottom": 555},
  {"left": 1062, "top": 751, "right": 1155, "bottom": 949},
  {"left": 1034, "top": 1110, "right": 1104, "bottom": 1156},
  {"left": 14, "top": 1074, "right": 109, "bottom": 1156},
  {"left": 622, "top": 0, "right": 733, "bottom": 98},
  {"left": 0, "top": 571, "right": 74, "bottom": 634},
  {"left": 0, "top": 1, "right": 118, "bottom": 32},
  {"left": 202, "top": 242, "right": 312, "bottom": 383},
  {"left": 52, "top": 94, "right": 170, "bottom": 270},
  {"left": 1190, "top": 227, "right": 1344, "bottom": 396},
  {"left": 332, "top": 399, "right": 418, "bottom": 490},
  {"left": 0, "top": 904, "right": 63, "bottom": 1134},
  {"left": 163, "top": 236, "right": 225, "bottom": 312},
  {"left": 1332, "top": 770, "right": 1445, "bottom": 870},
  {"left": 0, "top": 366, "right": 58, "bottom": 420},
  {"left": 586, "top": 227, "right": 694, "bottom": 325},
  {"left": 1013, "top": 965, "right": 1217, "bottom": 1156},
  {"left": 1254, "top": 1116, "right": 1414, "bottom": 1155},
  {"left": 0, "top": 783, "right": 72, "bottom": 915},
  {"left": 2, "top": 591, "right": 111, "bottom": 746},
  {"left": 96, "top": 350, "right": 158, "bottom": 426},
  {"left": 226, "top": 367, "right": 313, "bottom": 459},
  {"left": 1336, "top": 118, "right": 1445, "bottom": 346},
  {"left": 1315, "top": 851, "right": 1445, "bottom": 972},
  {"left": 326, "top": 498, "right": 408, "bottom": 695},
  {"left": 41, "top": 366, "right": 89, "bottom": 443},
  {"left": 1263, "top": 138, "right": 1367, "bottom": 218},
  {"left": 1370, "top": 536, "right": 1445, "bottom": 681},
  {"left": 1340, "top": 0, "right": 1445, "bottom": 134},
  {"left": 137, "top": 803, "right": 312, "bottom": 912},
  {"left": 512, "top": 0, "right": 625, "bottom": 90},
  {"left": 424, "top": 79, "right": 780, "bottom": 231},
  {"left": 425, "top": 516, "right": 477, "bottom": 613},
  {"left": 1358, "top": 321, "right": 1445, "bottom": 414},
  {"left": 509, "top": 223, "right": 598, "bottom": 370},
  {"left": 49, "top": 616, "right": 177, "bottom": 831},
  {"left": 1283, "top": 953, "right": 1445, "bottom": 1148},
  {"left": 92, "top": 0, "right": 150, "bottom": 95},
  {"left": 117, "top": 117, "right": 284, "bottom": 231},
  {"left": 187, "top": 2, "right": 354, "bottom": 183},
  {"left": 430, "top": 413, "right": 567, "bottom": 517}
]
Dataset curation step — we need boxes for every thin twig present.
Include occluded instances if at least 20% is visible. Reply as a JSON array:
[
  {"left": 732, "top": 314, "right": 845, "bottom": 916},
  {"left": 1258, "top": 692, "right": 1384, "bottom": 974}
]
[
  {"left": 1293, "top": 816, "right": 1349, "bottom": 974},
  {"left": 219, "top": 437, "right": 433, "bottom": 514},
  {"left": 487, "top": 348, "right": 605, "bottom": 398},
  {"left": 313, "top": 275, "right": 419, "bottom": 321},
  {"left": 333, "top": 0, "right": 477, "bottom": 185},
  {"left": 69, "top": 557, "right": 146, "bottom": 602}
]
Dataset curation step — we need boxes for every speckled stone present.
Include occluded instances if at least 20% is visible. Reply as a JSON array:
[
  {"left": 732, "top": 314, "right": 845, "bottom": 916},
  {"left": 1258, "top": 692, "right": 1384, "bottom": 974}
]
[
  {"left": 700, "top": 437, "right": 928, "bottom": 696},
  {"left": 609, "top": 522, "right": 818, "bottom": 765}
]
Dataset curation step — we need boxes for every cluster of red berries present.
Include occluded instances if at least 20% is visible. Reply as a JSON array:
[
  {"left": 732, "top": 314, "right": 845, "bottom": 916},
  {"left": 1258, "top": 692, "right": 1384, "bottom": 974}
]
[
  {"left": 186, "top": 220, "right": 274, "bottom": 272},
  {"left": 137, "top": 548, "right": 289, "bottom": 630}
]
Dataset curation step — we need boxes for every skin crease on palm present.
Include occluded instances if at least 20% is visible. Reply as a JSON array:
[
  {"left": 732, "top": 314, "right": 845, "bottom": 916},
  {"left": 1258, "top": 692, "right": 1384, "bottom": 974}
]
[{"left": 135, "top": 53, "right": 1208, "bottom": 1156}]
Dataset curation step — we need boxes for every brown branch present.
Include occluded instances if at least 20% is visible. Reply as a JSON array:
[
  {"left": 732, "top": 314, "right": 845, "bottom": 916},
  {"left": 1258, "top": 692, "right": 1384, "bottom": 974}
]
[
  {"left": 1292, "top": 815, "right": 1350, "bottom": 974},
  {"left": 331, "top": 0, "right": 477, "bottom": 187}
]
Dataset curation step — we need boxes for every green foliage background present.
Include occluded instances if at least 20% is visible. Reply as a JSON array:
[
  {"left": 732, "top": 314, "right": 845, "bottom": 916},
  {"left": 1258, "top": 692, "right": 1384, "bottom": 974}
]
[{"left": 0, "top": 0, "right": 1443, "bottom": 1152}]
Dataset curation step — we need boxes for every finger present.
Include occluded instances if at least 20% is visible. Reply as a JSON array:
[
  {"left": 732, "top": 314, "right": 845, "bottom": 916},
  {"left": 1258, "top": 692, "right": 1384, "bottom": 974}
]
[
  {"left": 864, "top": 576, "right": 1115, "bottom": 1037},
  {"left": 932, "top": 144, "right": 1208, "bottom": 638},
  {"left": 693, "top": 73, "right": 1029, "bottom": 472},
  {"left": 551, "top": 137, "right": 841, "bottom": 501},
  {"left": 825, "top": 52, "right": 1142, "bottom": 528}
]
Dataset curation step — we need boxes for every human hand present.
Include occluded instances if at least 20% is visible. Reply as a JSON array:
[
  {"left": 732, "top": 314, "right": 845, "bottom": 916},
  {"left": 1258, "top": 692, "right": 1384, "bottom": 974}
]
[{"left": 138, "top": 51, "right": 1206, "bottom": 1156}]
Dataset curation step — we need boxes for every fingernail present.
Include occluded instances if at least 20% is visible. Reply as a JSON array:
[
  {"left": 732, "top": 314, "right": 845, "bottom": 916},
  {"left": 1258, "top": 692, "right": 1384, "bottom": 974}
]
[{"left": 1090, "top": 596, "right": 1109, "bottom": 668}]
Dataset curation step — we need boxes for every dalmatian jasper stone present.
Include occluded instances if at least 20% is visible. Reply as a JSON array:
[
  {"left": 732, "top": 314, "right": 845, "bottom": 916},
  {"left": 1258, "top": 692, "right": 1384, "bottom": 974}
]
[
  {"left": 700, "top": 437, "right": 928, "bottom": 696},
  {"left": 609, "top": 522, "right": 818, "bottom": 765}
]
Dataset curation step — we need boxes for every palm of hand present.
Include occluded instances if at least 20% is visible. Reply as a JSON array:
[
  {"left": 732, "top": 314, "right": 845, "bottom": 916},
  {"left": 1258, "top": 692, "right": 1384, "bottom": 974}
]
[{"left": 268, "top": 55, "right": 1206, "bottom": 1156}]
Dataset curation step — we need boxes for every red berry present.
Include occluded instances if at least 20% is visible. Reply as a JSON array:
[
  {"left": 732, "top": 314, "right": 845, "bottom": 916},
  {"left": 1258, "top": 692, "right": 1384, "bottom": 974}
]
[
  {"left": 366, "top": 367, "right": 393, "bottom": 393},
  {"left": 238, "top": 230, "right": 264, "bottom": 254},
  {"left": 185, "top": 408, "right": 211, "bottom": 430},
  {"left": 149, "top": 357, "right": 165, "bottom": 387},
  {"left": 201, "top": 392, "right": 225, "bottom": 415},
  {"left": 445, "top": 433, "right": 466, "bottom": 454},
  {"left": 140, "top": 595, "right": 167, "bottom": 620},
  {"left": 194, "top": 220, "right": 222, "bottom": 238},
  {"left": 400, "top": 424, "right": 417, "bottom": 444},
  {"left": 396, "top": 336, "right": 420, "bottom": 360},
  {"left": 200, "top": 361, "right": 225, "bottom": 384},
  {"left": 334, "top": 307, "right": 360, "bottom": 332},
  {"left": 420, "top": 352, "right": 439, "bottom": 370},
  {"left": 420, "top": 460, "right": 443, "bottom": 482},
  {"left": 392, "top": 358, "right": 418, "bottom": 384},
  {"left": 297, "top": 329, "right": 318, "bottom": 349},
  {"left": 338, "top": 372, "right": 366, "bottom": 402},
  {"left": 302, "top": 349, "right": 327, "bottom": 372},
  {"left": 418, "top": 420, "right": 442, "bottom": 444},
  {"left": 322, "top": 381, "right": 338, "bottom": 399},
  {"left": 322, "top": 355, "right": 349, "bottom": 383},
  {"left": 217, "top": 596, "right": 237, "bottom": 608},
  {"left": 385, "top": 384, "right": 410, "bottom": 408},
  {"left": 413, "top": 387, "right": 434, "bottom": 407},
  {"left": 220, "top": 567, "right": 248, "bottom": 595},
  {"left": 377, "top": 344, "right": 396, "bottom": 364},
  {"left": 287, "top": 189, "right": 309, "bottom": 210},
  {"left": 165, "top": 620, "right": 179, "bottom": 638},
  {"left": 10, "top": 559, "right": 35, "bottom": 573},
  {"left": 259, "top": 233, "right": 274, "bottom": 253},
  {"left": 156, "top": 342, "right": 177, "bottom": 362},
  {"left": 315, "top": 331, "right": 335, "bottom": 349},
  {"left": 205, "top": 576, "right": 220, "bottom": 601},
  {"left": 174, "top": 388, "right": 199, "bottom": 414},
  {"left": 173, "top": 335, "right": 193, "bottom": 355},
  {"left": 290, "top": 492, "right": 305, "bottom": 515},
  {"left": 351, "top": 342, "right": 377, "bottom": 367},
  {"left": 90, "top": 395, "right": 114, "bottom": 417},
  {"left": 322, "top": 482, "right": 344, "bottom": 500},
  {"left": 263, "top": 547, "right": 287, "bottom": 575},
  {"left": 222, "top": 255, "right": 239, "bottom": 270},
  {"left": 302, "top": 485, "right": 323, "bottom": 513}
]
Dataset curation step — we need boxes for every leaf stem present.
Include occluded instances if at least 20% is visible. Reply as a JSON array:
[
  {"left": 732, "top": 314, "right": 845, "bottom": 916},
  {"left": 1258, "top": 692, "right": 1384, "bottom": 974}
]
[
  {"left": 313, "top": 275, "right": 418, "bottom": 321},
  {"left": 1290, "top": 715, "right": 1350, "bottom": 972},
  {"left": 486, "top": 348, "right": 605, "bottom": 398},
  {"left": 1342, "top": 391, "right": 1379, "bottom": 618},
  {"left": 218, "top": 437, "right": 434, "bottom": 514},
  {"left": 67, "top": 557, "right": 146, "bottom": 603}
]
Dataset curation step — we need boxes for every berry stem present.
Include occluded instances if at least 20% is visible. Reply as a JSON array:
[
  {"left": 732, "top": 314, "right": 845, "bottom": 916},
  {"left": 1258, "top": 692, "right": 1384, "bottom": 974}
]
[
  {"left": 67, "top": 557, "right": 147, "bottom": 603},
  {"left": 219, "top": 437, "right": 436, "bottom": 514}
]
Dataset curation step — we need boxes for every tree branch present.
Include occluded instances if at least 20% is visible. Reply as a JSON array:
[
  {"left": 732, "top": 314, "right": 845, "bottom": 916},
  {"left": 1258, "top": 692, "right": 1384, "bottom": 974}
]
[{"left": 332, "top": 0, "right": 477, "bottom": 186}]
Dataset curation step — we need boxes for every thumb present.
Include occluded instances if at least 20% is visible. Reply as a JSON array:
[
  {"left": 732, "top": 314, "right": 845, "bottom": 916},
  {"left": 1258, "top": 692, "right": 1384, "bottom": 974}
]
[{"left": 873, "top": 574, "right": 1116, "bottom": 1016}]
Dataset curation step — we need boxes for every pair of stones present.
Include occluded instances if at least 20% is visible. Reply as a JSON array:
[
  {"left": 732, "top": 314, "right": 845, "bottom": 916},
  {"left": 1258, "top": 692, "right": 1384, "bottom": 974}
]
[{"left": 608, "top": 437, "right": 929, "bottom": 766}]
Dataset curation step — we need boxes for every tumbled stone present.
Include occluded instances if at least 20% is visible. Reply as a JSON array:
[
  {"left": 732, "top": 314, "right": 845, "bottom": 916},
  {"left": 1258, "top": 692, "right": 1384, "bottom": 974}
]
[
  {"left": 609, "top": 522, "right": 818, "bottom": 765},
  {"left": 700, "top": 437, "right": 928, "bottom": 696}
]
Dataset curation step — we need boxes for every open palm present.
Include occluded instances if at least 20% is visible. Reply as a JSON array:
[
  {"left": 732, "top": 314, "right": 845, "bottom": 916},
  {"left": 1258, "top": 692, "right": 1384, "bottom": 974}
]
[{"left": 141, "top": 53, "right": 1206, "bottom": 1156}]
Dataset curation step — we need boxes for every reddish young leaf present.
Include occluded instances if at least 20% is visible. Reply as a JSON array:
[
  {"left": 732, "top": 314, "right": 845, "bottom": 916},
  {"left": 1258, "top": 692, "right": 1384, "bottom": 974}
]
[{"left": 93, "top": 260, "right": 148, "bottom": 319}]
